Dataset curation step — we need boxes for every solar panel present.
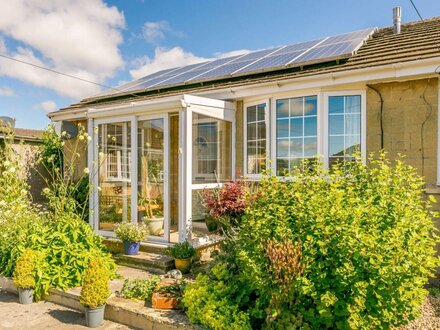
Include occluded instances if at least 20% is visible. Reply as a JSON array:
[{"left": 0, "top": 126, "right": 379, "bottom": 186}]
[{"left": 97, "top": 27, "right": 375, "bottom": 97}]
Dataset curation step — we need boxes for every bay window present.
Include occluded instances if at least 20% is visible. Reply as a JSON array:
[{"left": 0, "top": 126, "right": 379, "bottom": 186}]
[{"left": 247, "top": 91, "right": 365, "bottom": 177}]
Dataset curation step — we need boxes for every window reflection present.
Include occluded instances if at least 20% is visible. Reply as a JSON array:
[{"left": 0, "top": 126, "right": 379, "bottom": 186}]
[
  {"left": 276, "top": 95, "right": 318, "bottom": 174},
  {"left": 328, "top": 95, "right": 361, "bottom": 166},
  {"left": 192, "top": 113, "right": 232, "bottom": 183}
]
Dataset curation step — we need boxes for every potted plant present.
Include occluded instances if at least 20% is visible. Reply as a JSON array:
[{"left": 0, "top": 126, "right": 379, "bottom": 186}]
[
  {"left": 13, "top": 248, "right": 39, "bottom": 305},
  {"left": 165, "top": 241, "right": 196, "bottom": 274},
  {"left": 151, "top": 282, "right": 183, "bottom": 309},
  {"left": 115, "top": 222, "right": 149, "bottom": 255},
  {"left": 80, "top": 257, "right": 111, "bottom": 328}
]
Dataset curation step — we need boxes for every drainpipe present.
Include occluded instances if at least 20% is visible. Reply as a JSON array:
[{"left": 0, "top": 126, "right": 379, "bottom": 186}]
[{"left": 367, "top": 84, "right": 384, "bottom": 150}]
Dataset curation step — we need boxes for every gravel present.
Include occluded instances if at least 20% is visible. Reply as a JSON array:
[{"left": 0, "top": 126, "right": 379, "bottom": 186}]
[{"left": 398, "top": 295, "right": 440, "bottom": 330}]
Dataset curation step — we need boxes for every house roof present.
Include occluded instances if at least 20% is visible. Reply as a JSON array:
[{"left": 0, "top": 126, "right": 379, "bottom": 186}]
[
  {"left": 50, "top": 17, "right": 440, "bottom": 117},
  {"left": 0, "top": 128, "right": 44, "bottom": 142}
]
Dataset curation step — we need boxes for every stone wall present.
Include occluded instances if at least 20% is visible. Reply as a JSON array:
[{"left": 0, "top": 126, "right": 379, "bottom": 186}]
[{"left": 366, "top": 78, "right": 438, "bottom": 189}]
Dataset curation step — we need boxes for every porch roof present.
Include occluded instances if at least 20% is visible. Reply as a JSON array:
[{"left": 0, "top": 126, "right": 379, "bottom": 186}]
[{"left": 49, "top": 16, "right": 440, "bottom": 119}]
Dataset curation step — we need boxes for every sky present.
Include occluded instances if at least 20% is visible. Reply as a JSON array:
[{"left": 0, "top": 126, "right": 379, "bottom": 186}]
[{"left": 0, "top": 0, "right": 439, "bottom": 130}]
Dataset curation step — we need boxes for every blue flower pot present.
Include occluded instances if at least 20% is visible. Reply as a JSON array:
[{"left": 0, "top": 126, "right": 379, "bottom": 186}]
[{"left": 123, "top": 241, "right": 140, "bottom": 255}]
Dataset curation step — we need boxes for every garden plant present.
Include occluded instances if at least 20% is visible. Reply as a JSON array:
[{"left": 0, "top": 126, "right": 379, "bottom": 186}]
[
  {"left": 165, "top": 241, "right": 196, "bottom": 273},
  {"left": 0, "top": 124, "right": 116, "bottom": 301},
  {"left": 184, "top": 155, "right": 439, "bottom": 329},
  {"left": 114, "top": 222, "right": 149, "bottom": 255},
  {"left": 80, "top": 257, "right": 111, "bottom": 328}
]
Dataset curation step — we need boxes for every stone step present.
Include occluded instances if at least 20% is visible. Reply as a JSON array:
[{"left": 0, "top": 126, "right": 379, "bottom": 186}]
[
  {"left": 0, "top": 269, "right": 194, "bottom": 330},
  {"left": 113, "top": 252, "right": 175, "bottom": 274}
]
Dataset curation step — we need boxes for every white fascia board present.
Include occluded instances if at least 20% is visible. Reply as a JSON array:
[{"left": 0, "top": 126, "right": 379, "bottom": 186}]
[{"left": 198, "top": 57, "right": 440, "bottom": 100}]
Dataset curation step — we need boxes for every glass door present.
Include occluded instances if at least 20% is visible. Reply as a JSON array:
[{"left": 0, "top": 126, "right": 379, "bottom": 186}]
[{"left": 137, "top": 114, "right": 169, "bottom": 242}]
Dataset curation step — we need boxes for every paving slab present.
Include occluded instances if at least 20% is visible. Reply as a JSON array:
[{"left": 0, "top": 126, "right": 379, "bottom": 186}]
[{"left": 0, "top": 290, "right": 132, "bottom": 329}]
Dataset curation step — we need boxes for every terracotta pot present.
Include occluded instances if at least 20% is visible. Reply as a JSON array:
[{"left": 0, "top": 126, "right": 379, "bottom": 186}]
[
  {"left": 174, "top": 258, "right": 191, "bottom": 274},
  {"left": 151, "top": 292, "right": 180, "bottom": 309}
]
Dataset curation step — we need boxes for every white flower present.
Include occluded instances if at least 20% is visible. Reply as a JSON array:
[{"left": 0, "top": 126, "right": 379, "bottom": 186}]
[
  {"left": 61, "top": 131, "right": 67, "bottom": 136},
  {"left": 4, "top": 161, "right": 10, "bottom": 167},
  {"left": 83, "top": 168, "right": 90, "bottom": 174},
  {"left": 20, "top": 189, "right": 27, "bottom": 196},
  {"left": 78, "top": 135, "right": 85, "bottom": 141},
  {"left": 87, "top": 136, "right": 92, "bottom": 142},
  {"left": 43, "top": 187, "right": 51, "bottom": 195},
  {"left": 9, "top": 167, "right": 16, "bottom": 173}
]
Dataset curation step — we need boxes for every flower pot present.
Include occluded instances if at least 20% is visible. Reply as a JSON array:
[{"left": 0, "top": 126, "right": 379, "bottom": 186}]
[
  {"left": 84, "top": 305, "right": 105, "bottom": 328},
  {"left": 174, "top": 258, "right": 191, "bottom": 274},
  {"left": 18, "top": 288, "right": 33, "bottom": 305},
  {"left": 147, "top": 217, "right": 164, "bottom": 235},
  {"left": 151, "top": 292, "right": 180, "bottom": 309},
  {"left": 123, "top": 241, "right": 140, "bottom": 255}
]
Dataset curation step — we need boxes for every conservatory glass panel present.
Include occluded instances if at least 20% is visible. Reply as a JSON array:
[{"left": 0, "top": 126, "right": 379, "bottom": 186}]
[{"left": 97, "top": 122, "right": 131, "bottom": 231}]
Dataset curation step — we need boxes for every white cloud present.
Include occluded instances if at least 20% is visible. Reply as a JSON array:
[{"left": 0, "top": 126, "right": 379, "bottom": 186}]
[
  {"left": 129, "top": 47, "right": 252, "bottom": 81},
  {"left": 142, "top": 20, "right": 184, "bottom": 44},
  {"left": 0, "top": 0, "right": 125, "bottom": 99},
  {"left": 130, "top": 47, "right": 209, "bottom": 80},
  {"left": 39, "top": 100, "right": 57, "bottom": 113},
  {"left": 0, "top": 87, "right": 15, "bottom": 97}
]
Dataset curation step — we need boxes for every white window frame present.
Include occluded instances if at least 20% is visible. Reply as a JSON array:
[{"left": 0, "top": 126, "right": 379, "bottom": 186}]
[
  {"left": 265, "top": 90, "right": 366, "bottom": 175},
  {"left": 243, "top": 99, "right": 270, "bottom": 180}
]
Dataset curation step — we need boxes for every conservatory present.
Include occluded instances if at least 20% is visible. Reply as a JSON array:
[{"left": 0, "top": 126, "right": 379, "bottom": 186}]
[{"left": 87, "top": 94, "right": 234, "bottom": 245}]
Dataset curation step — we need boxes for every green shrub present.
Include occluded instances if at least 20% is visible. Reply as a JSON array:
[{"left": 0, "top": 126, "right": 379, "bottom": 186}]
[
  {"left": 121, "top": 276, "right": 160, "bottom": 301},
  {"left": 165, "top": 241, "right": 196, "bottom": 259},
  {"left": 80, "top": 257, "right": 111, "bottom": 308},
  {"left": 0, "top": 125, "right": 116, "bottom": 302},
  {"left": 183, "top": 262, "right": 252, "bottom": 330},
  {"left": 236, "top": 155, "right": 439, "bottom": 329},
  {"left": 115, "top": 222, "right": 149, "bottom": 242},
  {"left": 13, "top": 249, "right": 40, "bottom": 289}
]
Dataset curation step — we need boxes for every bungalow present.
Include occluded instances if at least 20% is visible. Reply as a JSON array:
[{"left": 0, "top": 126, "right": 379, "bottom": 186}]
[{"left": 48, "top": 13, "right": 440, "bottom": 247}]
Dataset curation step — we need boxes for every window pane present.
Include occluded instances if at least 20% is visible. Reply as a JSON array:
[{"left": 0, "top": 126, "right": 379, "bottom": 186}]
[
  {"left": 346, "top": 95, "right": 361, "bottom": 113},
  {"left": 329, "top": 136, "right": 344, "bottom": 156},
  {"left": 290, "top": 98, "right": 303, "bottom": 117},
  {"left": 345, "top": 114, "right": 360, "bottom": 135},
  {"left": 345, "top": 135, "right": 360, "bottom": 156},
  {"left": 277, "top": 139, "right": 289, "bottom": 157},
  {"left": 138, "top": 118, "right": 165, "bottom": 238},
  {"left": 290, "top": 138, "right": 303, "bottom": 158},
  {"left": 304, "top": 137, "right": 317, "bottom": 157},
  {"left": 257, "top": 104, "right": 266, "bottom": 121},
  {"left": 257, "top": 121, "right": 266, "bottom": 140},
  {"left": 290, "top": 118, "right": 303, "bottom": 137},
  {"left": 247, "top": 122, "right": 256, "bottom": 141},
  {"left": 277, "top": 158, "right": 289, "bottom": 175},
  {"left": 329, "top": 115, "right": 344, "bottom": 135},
  {"left": 304, "top": 96, "right": 317, "bottom": 116},
  {"left": 277, "top": 119, "right": 289, "bottom": 138},
  {"left": 329, "top": 96, "right": 344, "bottom": 114},
  {"left": 193, "top": 113, "right": 231, "bottom": 183},
  {"left": 276, "top": 99, "right": 289, "bottom": 118},
  {"left": 247, "top": 105, "right": 257, "bottom": 122},
  {"left": 304, "top": 116, "right": 317, "bottom": 136},
  {"left": 98, "top": 122, "right": 131, "bottom": 232}
]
